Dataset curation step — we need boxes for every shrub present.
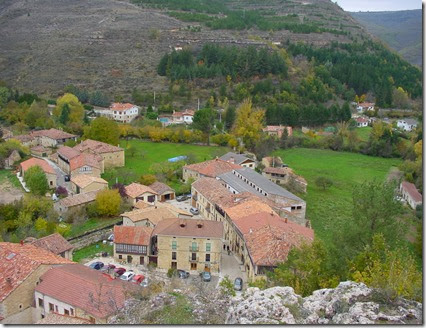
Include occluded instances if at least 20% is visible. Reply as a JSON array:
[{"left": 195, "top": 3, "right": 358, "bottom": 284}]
[
  {"left": 219, "top": 275, "right": 235, "bottom": 297},
  {"left": 167, "top": 268, "right": 177, "bottom": 278},
  {"left": 55, "top": 186, "right": 68, "bottom": 198},
  {"left": 315, "top": 176, "right": 333, "bottom": 190}
]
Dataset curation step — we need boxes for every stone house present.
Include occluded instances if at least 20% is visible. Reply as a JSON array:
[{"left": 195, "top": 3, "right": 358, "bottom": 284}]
[
  {"left": 30, "top": 129, "right": 77, "bottom": 148},
  {"left": 11, "top": 134, "right": 38, "bottom": 148},
  {"left": 113, "top": 225, "right": 152, "bottom": 265},
  {"left": 151, "top": 218, "right": 223, "bottom": 273},
  {"left": 133, "top": 201, "right": 193, "bottom": 219},
  {"left": 55, "top": 190, "right": 99, "bottom": 214},
  {"left": 30, "top": 146, "right": 52, "bottom": 158},
  {"left": 121, "top": 206, "right": 176, "bottom": 228},
  {"left": 262, "top": 125, "right": 293, "bottom": 138},
  {"left": 148, "top": 181, "right": 175, "bottom": 202},
  {"left": 70, "top": 175, "right": 108, "bottom": 194},
  {"left": 56, "top": 146, "right": 103, "bottom": 178},
  {"left": 125, "top": 182, "right": 158, "bottom": 205},
  {"left": 400, "top": 181, "right": 422, "bottom": 209},
  {"left": 262, "top": 156, "right": 284, "bottom": 168},
  {"left": 262, "top": 167, "right": 307, "bottom": 193},
  {"left": 28, "top": 233, "right": 74, "bottom": 260},
  {"left": 219, "top": 152, "right": 256, "bottom": 169},
  {"left": 19, "top": 157, "right": 57, "bottom": 189},
  {"left": 4, "top": 150, "right": 21, "bottom": 169},
  {"left": 182, "top": 158, "right": 242, "bottom": 183},
  {"left": 34, "top": 264, "right": 136, "bottom": 324},
  {"left": 0, "top": 242, "right": 72, "bottom": 324},
  {"left": 73, "top": 139, "right": 124, "bottom": 169}
]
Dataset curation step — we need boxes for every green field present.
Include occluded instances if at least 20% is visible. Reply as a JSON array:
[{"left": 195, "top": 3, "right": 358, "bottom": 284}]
[
  {"left": 103, "top": 140, "right": 229, "bottom": 185},
  {"left": 356, "top": 126, "right": 372, "bottom": 142},
  {"left": 73, "top": 242, "right": 113, "bottom": 263},
  {"left": 274, "top": 148, "right": 402, "bottom": 243}
]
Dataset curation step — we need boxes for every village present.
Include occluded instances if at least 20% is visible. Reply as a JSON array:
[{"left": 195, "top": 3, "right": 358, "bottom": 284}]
[{"left": 0, "top": 98, "right": 422, "bottom": 325}]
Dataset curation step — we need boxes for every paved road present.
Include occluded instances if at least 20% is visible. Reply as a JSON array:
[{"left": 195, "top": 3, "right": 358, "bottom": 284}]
[
  {"left": 43, "top": 158, "right": 72, "bottom": 194},
  {"left": 220, "top": 250, "right": 247, "bottom": 285},
  {"left": 168, "top": 198, "right": 203, "bottom": 219}
]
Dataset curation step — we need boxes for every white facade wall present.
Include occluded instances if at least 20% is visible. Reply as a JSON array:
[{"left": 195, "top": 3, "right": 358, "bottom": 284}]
[{"left": 34, "top": 291, "right": 76, "bottom": 319}]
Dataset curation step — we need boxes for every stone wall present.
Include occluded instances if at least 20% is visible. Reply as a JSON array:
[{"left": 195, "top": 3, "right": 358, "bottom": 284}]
[{"left": 68, "top": 226, "right": 114, "bottom": 250}]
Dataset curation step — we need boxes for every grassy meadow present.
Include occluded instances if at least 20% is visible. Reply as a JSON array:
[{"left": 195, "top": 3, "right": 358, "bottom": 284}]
[{"left": 274, "top": 148, "right": 402, "bottom": 243}]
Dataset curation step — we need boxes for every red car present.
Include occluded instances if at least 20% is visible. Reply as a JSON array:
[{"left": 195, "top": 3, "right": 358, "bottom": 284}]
[
  {"left": 107, "top": 264, "right": 116, "bottom": 270},
  {"left": 114, "top": 267, "right": 126, "bottom": 276},
  {"left": 131, "top": 274, "right": 145, "bottom": 284}
]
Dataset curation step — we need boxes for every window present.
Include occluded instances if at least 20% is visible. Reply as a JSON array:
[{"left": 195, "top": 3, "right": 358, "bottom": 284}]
[
  {"left": 38, "top": 298, "right": 43, "bottom": 307},
  {"left": 205, "top": 254, "right": 211, "bottom": 262},
  {"left": 172, "top": 252, "right": 176, "bottom": 260},
  {"left": 55, "top": 305, "right": 58, "bottom": 312},
  {"left": 119, "top": 255, "right": 122, "bottom": 259},
  {"left": 70, "top": 308, "right": 74, "bottom": 316},
  {"left": 64, "top": 309, "right": 69, "bottom": 315},
  {"left": 172, "top": 241, "right": 177, "bottom": 250},
  {"left": 206, "top": 243, "right": 211, "bottom": 252},
  {"left": 49, "top": 303, "right": 54, "bottom": 312},
  {"left": 191, "top": 253, "right": 196, "bottom": 261},
  {"left": 191, "top": 242, "right": 197, "bottom": 251}
]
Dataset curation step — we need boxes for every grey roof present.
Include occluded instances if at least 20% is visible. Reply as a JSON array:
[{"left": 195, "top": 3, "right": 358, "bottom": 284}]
[
  {"left": 219, "top": 152, "right": 254, "bottom": 165},
  {"left": 218, "top": 167, "right": 304, "bottom": 203},
  {"left": 403, "top": 119, "right": 418, "bottom": 125}
]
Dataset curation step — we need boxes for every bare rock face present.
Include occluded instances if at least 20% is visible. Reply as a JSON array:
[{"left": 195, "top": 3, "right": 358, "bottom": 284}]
[{"left": 226, "top": 281, "right": 422, "bottom": 325}]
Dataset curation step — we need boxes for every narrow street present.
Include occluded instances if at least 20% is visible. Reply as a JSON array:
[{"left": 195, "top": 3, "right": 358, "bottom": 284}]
[{"left": 43, "top": 157, "right": 72, "bottom": 194}]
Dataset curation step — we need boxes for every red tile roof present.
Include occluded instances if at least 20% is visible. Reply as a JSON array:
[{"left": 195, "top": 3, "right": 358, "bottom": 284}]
[
  {"left": 356, "top": 117, "right": 369, "bottom": 123},
  {"left": 71, "top": 175, "right": 108, "bottom": 188},
  {"left": 125, "top": 183, "right": 157, "bottom": 199},
  {"left": 35, "top": 264, "right": 136, "bottom": 319},
  {"left": 74, "top": 139, "right": 123, "bottom": 154},
  {"left": 110, "top": 103, "right": 137, "bottom": 111},
  {"left": 401, "top": 181, "right": 422, "bottom": 203},
  {"left": 184, "top": 158, "right": 242, "bottom": 178},
  {"left": 114, "top": 226, "right": 152, "bottom": 246},
  {"left": 120, "top": 207, "right": 176, "bottom": 225},
  {"left": 172, "top": 109, "right": 194, "bottom": 117},
  {"left": 31, "top": 128, "right": 76, "bottom": 140},
  {"left": 149, "top": 181, "right": 174, "bottom": 195},
  {"left": 263, "top": 166, "right": 291, "bottom": 175},
  {"left": 0, "top": 242, "right": 72, "bottom": 302},
  {"left": 57, "top": 146, "right": 80, "bottom": 160},
  {"left": 69, "top": 153, "right": 101, "bottom": 171},
  {"left": 152, "top": 218, "right": 223, "bottom": 239},
  {"left": 20, "top": 157, "right": 55, "bottom": 175},
  {"left": 58, "top": 190, "right": 99, "bottom": 208},
  {"left": 30, "top": 233, "right": 73, "bottom": 255}
]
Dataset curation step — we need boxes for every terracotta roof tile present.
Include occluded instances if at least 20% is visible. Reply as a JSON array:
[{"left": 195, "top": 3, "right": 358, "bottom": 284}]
[
  {"left": 69, "top": 153, "right": 102, "bottom": 171},
  {"left": 184, "top": 159, "right": 242, "bottom": 178},
  {"left": 58, "top": 190, "right": 99, "bottom": 208},
  {"left": 20, "top": 157, "right": 56, "bottom": 175},
  {"left": 0, "top": 242, "right": 73, "bottom": 302},
  {"left": 120, "top": 207, "right": 176, "bottom": 225},
  {"left": 71, "top": 175, "right": 108, "bottom": 189},
  {"left": 401, "top": 181, "right": 422, "bottom": 203},
  {"left": 110, "top": 103, "right": 137, "bottom": 111},
  {"left": 224, "top": 199, "right": 276, "bottom": 221},
  {"left": 35, "top": 264, "right": 136, "bottom": 319},
  {"left": 57, "top": 146, "right": 81, "bottom": 160},
  {"left": 152, "top": 218, "right": 223, "bottom": 238},
  {"left": 30, "top": 233, "right": 73, "bottom": 255},
  {"left": 114, "top": 226, "right": 152, "bottom": 245},
  {"left": 125, "top": 183, "right": 157, "bottom": 199},
  {"left": 74, "top": 139, "right": 123, "bottom": 154},
  {"left": 30, "top": 128, "right": 76, "bottom": 140},
  {"left": 148, "top": 181, "right": 174, "bottom": 195}
]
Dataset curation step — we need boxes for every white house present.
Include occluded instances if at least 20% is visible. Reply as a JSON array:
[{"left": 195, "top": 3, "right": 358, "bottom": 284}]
[
  {"left": 356, "top": 102, "right": 375, "bottom": 113},
  {"left": 397, "top": 119, "right": 418, "bottom": 132},
  {"left": 172, "top": 109, "right": 194, "bottom": 124},
  {"left": 355, "top": 117, "right": 369, "bottom": 128},
  {"left": 400, "top": 181, "right": 422, "bottom": 209},
  {"left": 108, "top": 103, "right": 139, "bottom": 123}
]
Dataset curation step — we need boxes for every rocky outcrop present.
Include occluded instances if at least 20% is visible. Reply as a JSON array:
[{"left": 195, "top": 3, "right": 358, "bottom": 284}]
[{"left": 226, "top": 281, "right": 422, "bottom": 324}]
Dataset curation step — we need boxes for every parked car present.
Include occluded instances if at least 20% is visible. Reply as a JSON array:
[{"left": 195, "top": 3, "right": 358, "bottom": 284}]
[
  {"left": 140, "top": 278, "right": 149, "bottom": 288},
  {"left": 89, "top": 261, "right": 104, "bottom": 270},
  {"left": 234, "top": 277, "right": 243, "bottom": 291},
  {"left": 114, "top": 267, "right": 126, "bottom": 276},
  {"left": 120, "top": 272, "right": 135, "bottom": 281},
  {"left": 190, "top": 207, "right": 199, "bottom": 215},
  {"left": 131, "top": 274, "right": 145, "bottom": 284},
  {"left": 106, "top": 263, "right": 116, "bottom": 270},
  {"left": 176, "top": 195, "right": 188, "bottom": 202},
  {"left": 201, "top": 271, "right": 211, "bottom": 282},
  {"left": 64, "top": 175, "right": 70, "bottom": 182},
  {"left": 177, "top": 270, "right": 189, "bottom": 279}
]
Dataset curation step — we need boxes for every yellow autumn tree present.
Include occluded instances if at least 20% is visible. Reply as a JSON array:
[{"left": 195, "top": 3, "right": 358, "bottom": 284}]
[
  {"left": 53, "top": 93, "right": 84, "bottom": 124},
  {"left": 233, "top": 98, "right": 265, "bottom": 150},
  {"left": 95, "top": 189, "right": 121, "bottom": 216}
]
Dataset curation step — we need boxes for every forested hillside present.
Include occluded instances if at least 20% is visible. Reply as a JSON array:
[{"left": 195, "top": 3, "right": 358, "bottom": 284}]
[{"left": 350, "top": 10, "right": 422, "bottom": 67}]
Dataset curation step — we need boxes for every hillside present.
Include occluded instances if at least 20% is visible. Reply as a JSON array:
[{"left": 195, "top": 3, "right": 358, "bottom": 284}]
[
  {"left": 350, "top": 10, "right": 422, "bottom": 67},
  {"left": 0, "top": 0, "right": 366, "bottom": 97}
]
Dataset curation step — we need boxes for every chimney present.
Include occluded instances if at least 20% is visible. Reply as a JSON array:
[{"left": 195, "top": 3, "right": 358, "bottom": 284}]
[
  {"left": 179, "top": 220, "right": 186, "bottom": 228},
  {"left": 229, "top": 156, "right": 235, "bottom": 164},
  {"left": 6, "top": 277, "right": 12, "bottom": 285},
  {"left": 196, "top": 220, "right": 203, "bottom": 228}
]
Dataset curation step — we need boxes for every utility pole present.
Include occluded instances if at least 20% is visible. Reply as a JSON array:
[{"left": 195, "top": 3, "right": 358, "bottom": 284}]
[
  {"left": 153, "top": 91, "right": 156, "bottom": 111},
  {"left": 197, "top": 98, "right": 200, "bottom": 111}
]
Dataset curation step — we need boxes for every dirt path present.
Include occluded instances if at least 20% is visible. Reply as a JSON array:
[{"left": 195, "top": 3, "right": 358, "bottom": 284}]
[{"left": 0, "top": 180, "right": 24, "bottom": 204}]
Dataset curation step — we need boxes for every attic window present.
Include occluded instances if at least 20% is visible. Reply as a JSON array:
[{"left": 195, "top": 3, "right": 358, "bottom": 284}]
[{"left": 6, "top": 253, "right": 16, "bottom": 260}]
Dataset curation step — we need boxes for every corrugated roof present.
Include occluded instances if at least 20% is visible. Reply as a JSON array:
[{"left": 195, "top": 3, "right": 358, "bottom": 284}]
[{"left": 152, "top": 218, "right": 223, "bottom": 238}]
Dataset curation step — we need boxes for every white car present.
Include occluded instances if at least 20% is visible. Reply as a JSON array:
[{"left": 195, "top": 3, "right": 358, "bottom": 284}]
[{"left": 120, "top": 271, "right": 135, "bottom": 281}]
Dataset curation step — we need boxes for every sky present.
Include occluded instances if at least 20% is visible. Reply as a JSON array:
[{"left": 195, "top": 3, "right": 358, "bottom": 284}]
[{"left": 335, "top": 0, "right": 422, "bottom": 12}]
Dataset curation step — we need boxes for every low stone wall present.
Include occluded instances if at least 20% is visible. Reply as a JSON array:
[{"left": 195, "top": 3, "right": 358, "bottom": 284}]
[{"left": 68, "top": 226, "right": 114, "bottom": 250}]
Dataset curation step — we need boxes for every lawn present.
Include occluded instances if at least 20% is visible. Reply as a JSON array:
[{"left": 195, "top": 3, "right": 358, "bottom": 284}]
[
  {"left": 273, "top": 148, "right": 402, "bottom": 243},
  {"left": 68, "top": 217, "right": 121, "bottom": 238},
  {"left": 0, "top": 169, "right": 22, "bottom": 189},
  {"left": 103, "top": 140, "right": 229, "bottom": 185},
  {"left": 73, "top": 242, "right": 113, "bottom": 263},
  {"left": 356, "top": 126, "right": 372, "bottom": 142}
]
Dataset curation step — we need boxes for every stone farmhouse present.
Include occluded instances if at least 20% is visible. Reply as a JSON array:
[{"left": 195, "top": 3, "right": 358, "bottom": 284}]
[
  {"left": 73, "top": 139, "right": 125, "bottom": 169},
  {"left": 0, "top": 242, "right": 72, "bottom": 324},
  {"left": 4, "top": 149, "right": 21, "bottom": 169},
  {"left": 400, "top": 181, "right": 422, "bottom": 209},
  {"left": 262, "top": 166, "right": 307, "bottom": 193},
  {"left": 56, "top": 146, "right": 103, "bottom": 178},
  {"left": 19, "top": 157, "right": 57, "bottom": 189},
  {"left": 55, "top": 190, "right": 99, "bottom": 214},
  {"left": 113, "top": 225, "right": 152, "bottom": 265},
  {"left": 70, "top": 175, "right": 108, "bottom": 194},
  {"left": 34, "top": 264, "right": 137, "bottom": 324},
  {"left": 151, "top": 218, "right": 223, "bottom": 273},
  {"left": 11, "top": 129, "right": 77, "bottom": 148},
  {"left": 262, "top": 125, "right": 293, "bottom": 138},
  {"left": 125, "top": 183, "right": 158, "bottom": 205},
  {"left": 25, "top": 233, "right": 74, "bottom": 260},
  {"left": 120, "top": 206, "right": 177, "bottom": 228},
  {"left": 219, "top": 152, "right": 256, "bottom": 169},
  {"left": 356, "top": 102, "right": 375, "bottom": 113},
  {"left": 182, "top": 158, "right": 242, "bottom": 183}
]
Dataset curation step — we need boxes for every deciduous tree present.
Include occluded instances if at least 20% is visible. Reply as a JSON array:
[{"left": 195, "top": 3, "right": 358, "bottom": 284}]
[
  {"left": 83, "top": 117, "right": 120, "bottom": 145},
  {"left": 234, "top": 98, "right": 264, "bottom": 150},
  {"left": 24, "top": 166, "right": 49, "bottom": 196},
  {"left": 95, "top": 189, "right": 121, "bottom": 216}
]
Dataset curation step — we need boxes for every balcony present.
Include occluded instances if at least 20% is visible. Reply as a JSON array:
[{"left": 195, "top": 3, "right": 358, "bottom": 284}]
[{"left": 189, "top": 246, "right": 199, "bottom": 252}]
